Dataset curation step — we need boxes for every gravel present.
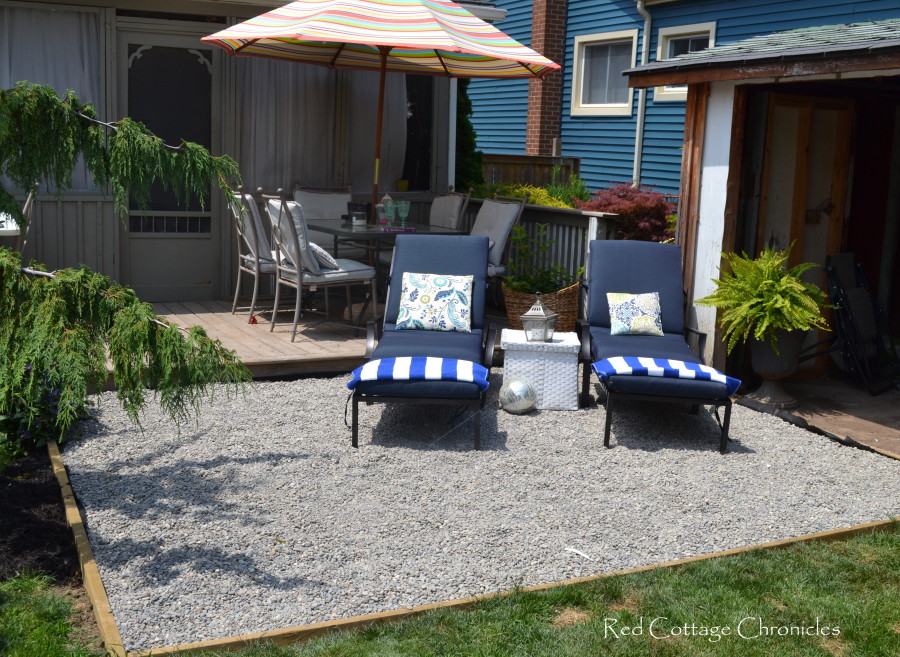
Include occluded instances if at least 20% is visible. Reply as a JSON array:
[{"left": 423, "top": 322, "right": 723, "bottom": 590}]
[{"left": 61, "top": 373, "right": 900, "bottom": 652}]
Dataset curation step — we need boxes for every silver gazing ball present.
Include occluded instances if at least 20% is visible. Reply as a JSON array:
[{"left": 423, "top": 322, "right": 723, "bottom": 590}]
[{"left": 499, "top": 377, "right": 537, "bottom": 414}]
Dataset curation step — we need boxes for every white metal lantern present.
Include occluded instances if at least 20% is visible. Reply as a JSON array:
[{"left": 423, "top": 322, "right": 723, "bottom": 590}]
[{"left": 520, "top": 293, "right": 558, "bottom": 342}]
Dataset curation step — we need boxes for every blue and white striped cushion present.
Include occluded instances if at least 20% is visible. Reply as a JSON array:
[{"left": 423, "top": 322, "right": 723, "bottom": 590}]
[
  {"left": 592, "top": 357, "right": 741, "bottom": 396},
  {"left": 347, "top": 357, "right": 490, "bottom": 391}
]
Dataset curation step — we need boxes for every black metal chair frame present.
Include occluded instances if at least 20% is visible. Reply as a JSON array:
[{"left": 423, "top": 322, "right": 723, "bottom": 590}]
[
  {"left": 578, "top": 321, "right": 732, "bottom": 454},
  {"left": 351, "top": 315, "right": 497, "bottom": 450},
  {"left": 804, "top": 253, "right": 900, "bottom": 394}
]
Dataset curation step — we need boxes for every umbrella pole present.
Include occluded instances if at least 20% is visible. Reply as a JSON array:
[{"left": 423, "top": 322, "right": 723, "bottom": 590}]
[{"left": 371, "top": 46, "right": 391, "bottom": 218}]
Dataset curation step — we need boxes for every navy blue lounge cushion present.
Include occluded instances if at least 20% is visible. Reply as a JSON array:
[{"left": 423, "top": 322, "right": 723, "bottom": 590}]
[
  {"left": 354, "top": 378, "right": 482, "bottom": 399},
  {"left": 589, "top": 327, "right": 700, "bottom": 363},
  {"left": 372, "top": 328, "right": 485, "bottom": 362},
  {"left": 586, "top": 241, "right": 686, "bottom": 335},
  {"left": 604, "top": 374, "right": 729, "bottom": 400},
  {"left": 385, "top": 235, "right": 489, "bottom": 330}
]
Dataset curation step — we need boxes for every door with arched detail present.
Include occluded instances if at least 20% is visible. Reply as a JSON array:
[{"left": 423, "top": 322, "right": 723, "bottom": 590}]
[{"left": 117, "top": 26, "right": 224, "bottom": 302}]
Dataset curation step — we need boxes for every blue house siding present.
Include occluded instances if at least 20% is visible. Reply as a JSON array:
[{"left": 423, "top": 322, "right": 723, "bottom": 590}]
[
  {"left": 471, "top": 0, "right": 900, "bottom": 194},
  {"left": 560, "top": 0, "right": 645, "bottom": 191},
  {"left": 467, "top": 0, "right": 534, "bottom": 154}
]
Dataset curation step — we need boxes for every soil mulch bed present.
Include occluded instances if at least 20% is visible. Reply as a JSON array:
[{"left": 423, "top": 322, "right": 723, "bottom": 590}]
[{"left": 1, "top": 447, "right": 103, "bottom": 650}]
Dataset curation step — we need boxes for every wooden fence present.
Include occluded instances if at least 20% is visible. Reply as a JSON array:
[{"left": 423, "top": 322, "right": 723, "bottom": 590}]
[{"left": 481, "top": 154, "right": 581, "bottom": 187}]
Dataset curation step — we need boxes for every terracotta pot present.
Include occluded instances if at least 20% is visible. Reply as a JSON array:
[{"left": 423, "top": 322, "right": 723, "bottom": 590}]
[{"left": 748, "top": 329, "right": 806, "bottom": 408}]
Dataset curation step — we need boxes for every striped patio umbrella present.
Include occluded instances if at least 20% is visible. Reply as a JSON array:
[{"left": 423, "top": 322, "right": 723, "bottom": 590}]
[{"left": 202, "top": 0, "right": 559, "bottom": 209}]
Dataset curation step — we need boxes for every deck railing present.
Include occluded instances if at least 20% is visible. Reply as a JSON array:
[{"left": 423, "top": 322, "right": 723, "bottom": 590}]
[{"left": 461, "top": 198, "right": 617, "bottom": 281}]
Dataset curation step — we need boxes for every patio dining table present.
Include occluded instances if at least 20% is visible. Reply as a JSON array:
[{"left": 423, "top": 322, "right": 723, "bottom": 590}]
[{"left": 306, "top": 218, "right": 467, "bottom": 281}]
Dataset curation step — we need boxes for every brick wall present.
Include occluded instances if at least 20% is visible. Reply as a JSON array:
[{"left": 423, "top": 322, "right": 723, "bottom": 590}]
[{"left": 526, "top": 0, "right": 567, "bottom": 156}]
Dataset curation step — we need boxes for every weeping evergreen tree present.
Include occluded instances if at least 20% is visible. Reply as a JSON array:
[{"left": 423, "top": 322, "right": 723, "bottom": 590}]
[{"left": 0, "top": 82, "right": 249, "bottom": 461}]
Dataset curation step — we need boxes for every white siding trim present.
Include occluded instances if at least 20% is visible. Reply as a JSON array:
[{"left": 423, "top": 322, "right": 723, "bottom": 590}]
[
  {"left": 571, "top": 29, "right": 638, "bottom": 117},
  {"left": 693, "top": 81, "right": 736, "bottom": 366}
]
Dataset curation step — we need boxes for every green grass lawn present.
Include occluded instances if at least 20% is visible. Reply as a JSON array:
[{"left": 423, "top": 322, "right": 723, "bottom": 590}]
[
  {"left": 3, "top": 525, "right": 898, "bottom": 657},
  {"left": 0, "top": 574, "right": 100, "bottom": 657}
]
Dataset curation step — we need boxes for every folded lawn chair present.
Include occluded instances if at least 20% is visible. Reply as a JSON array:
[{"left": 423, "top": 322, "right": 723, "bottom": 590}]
[
  {"left": 822, "top": 253, "right": 900, "bottom": 394},
  {"left": 348, "top": 234, "right": 497, "bottom": 449},
  {"left": 579, "top": 240, "right": 739, "bottom": 453}
]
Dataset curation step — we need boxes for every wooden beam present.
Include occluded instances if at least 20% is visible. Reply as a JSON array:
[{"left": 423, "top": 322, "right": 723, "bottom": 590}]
[
  {"left": 721, "top": 85, "right": 748, "bottom": 259},
  {"left": 678, "top": 83, "right": 709, "bottom": 324},
  {"left": 628, "top": 52, "right": 900, "bottom": 89},
  {"left": 788, "top": 103, "right": 813, "bottom": 267}
]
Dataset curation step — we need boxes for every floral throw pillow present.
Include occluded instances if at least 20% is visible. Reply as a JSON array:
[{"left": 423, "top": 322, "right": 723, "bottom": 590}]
[
  {"left": 395, "top": 273, "right": 473, "bottom": 332},
  {"left": 607, "top": 292, "right": 664, "bottom": 336}
]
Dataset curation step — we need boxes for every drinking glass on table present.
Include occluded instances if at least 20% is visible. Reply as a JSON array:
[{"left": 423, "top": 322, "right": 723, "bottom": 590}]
[
  {"left": 384, "top": 199, "right": 396, "bottom": 228},
  {"left": 397, "top": 200, "right": 410, "bottom": 228}
]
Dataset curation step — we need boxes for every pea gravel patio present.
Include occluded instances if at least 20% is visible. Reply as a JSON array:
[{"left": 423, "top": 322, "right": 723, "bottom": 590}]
[{"left": 61, "top": 374, "right": 900, "bottom": 652}]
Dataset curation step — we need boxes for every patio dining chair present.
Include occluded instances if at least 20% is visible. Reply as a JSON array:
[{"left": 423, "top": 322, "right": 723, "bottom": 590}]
[
  {"left": 468, "top": 192, "right": 528, "bottom": 302},
  {"left": 292, "top": 182, "right": 366, "bottom": 259},
  {"left": 579, "top": 240, "right": 739, "bottom": 453},
  {"left": 429, "top": 187, "right": 472, "bottom": 231},
  {"left": 228, "top": 186, "right": 277, "bottom": 322},
  {"left": 264, "top": 189, "right": 378, "bottom": 341},
  {"left": 348, "top": 234, "right": 496, "bottom": 449}
]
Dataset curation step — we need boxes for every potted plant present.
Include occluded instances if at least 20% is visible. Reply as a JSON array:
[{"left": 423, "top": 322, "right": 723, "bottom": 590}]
[
  {"left": 696, "top": 244, "right": 830, "bottom": 408},
  {"left": 502, "top": 223, "right": 581, "bottom": 332}
]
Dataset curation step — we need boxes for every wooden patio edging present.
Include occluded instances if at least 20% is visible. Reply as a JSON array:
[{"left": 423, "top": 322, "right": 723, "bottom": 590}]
[
  {"left": 48, "top": 437, "right": 897, "bottom": 657},
  {"left": 47, "top": 441, "right": 127, "bottom": 657}
]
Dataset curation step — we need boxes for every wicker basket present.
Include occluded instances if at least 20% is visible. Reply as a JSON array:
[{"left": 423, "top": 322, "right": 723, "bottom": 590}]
[{"left": 502, "top": 282, "right": 580, "bottom": 333}]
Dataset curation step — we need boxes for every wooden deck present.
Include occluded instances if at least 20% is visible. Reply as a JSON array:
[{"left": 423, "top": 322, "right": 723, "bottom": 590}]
[{"left": 153, "top": 299, "right": 372, "bottom": 378}]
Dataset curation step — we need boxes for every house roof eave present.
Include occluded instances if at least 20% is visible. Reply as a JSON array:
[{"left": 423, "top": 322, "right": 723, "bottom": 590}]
[
  {"left": 626, "top": 19, "right": 900, "bottom": 88},
  {"left": 627, "top": 48, "right": 900, "bottom": 88}
]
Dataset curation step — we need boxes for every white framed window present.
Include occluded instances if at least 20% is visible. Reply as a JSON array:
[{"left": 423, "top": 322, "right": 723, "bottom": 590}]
[
  {"left": 654, "top": 22, "right": 716, "bottom": 101},
  {"left": 571, "top": 30, "right": 638, "bottom": 116}
]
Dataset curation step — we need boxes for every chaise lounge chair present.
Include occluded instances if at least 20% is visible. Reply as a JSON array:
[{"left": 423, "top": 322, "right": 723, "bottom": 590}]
[
  {"left": 348, "top": 234, "right": 496, "bottom": 449},
  {"left": 579, "top": 240, "right": 739, "bottom": 453}
]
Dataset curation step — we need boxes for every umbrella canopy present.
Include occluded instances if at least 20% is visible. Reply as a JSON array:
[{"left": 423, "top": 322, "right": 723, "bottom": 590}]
[{"left": 202, "top": 0, "right": 559, "bottom": 209}]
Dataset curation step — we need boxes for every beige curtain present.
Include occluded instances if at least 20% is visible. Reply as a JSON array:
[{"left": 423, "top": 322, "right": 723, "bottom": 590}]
[{"left": 237, "top": 58, "right": 407, "bottom": 195}]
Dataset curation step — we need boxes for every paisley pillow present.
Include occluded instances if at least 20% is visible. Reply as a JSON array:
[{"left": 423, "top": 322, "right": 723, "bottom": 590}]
[
  {"left": 607, "top": 292, "right": 664, "bottom": 336},
  {"left": 395, "top": 273, "right": 473, "bottom": 332}
]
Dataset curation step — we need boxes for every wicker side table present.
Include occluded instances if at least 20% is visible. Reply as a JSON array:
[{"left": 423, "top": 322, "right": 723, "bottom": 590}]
[{"left": 500, "top": 329, "right": 581, "bottom": 410}]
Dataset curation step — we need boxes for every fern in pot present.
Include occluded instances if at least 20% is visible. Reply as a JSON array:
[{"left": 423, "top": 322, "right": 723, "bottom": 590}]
[
  {"left": 696, "top": 244, "right": 830, "bottom": 407},
  {"left": 502, "top": 223, "right": 581, "bottom": 332}
]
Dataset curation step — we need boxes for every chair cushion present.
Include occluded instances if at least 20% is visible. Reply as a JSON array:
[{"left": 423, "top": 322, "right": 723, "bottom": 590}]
[
  {"left": 373, "top": 328, "right": 484, "bottom": 362},
  {"left": 470, "top": 199, "right": 520, "bottom": 266},
  {"left": 361, "top": 329, "right": 486, "bottom": 398},
  {"left": 589, "top": 327, "right": 701, "bottom": 363},
  {"left": 349, "top": 357, "right": 489, "bottom": 391},
  {"left": 293, "top": 188, "right": 351, "bottom": 220},
  {"left": 354, "top": 378, "right": 483, "bottom": 399},
  {"left": 429, "top": 195, "right": 464, "bottom": 230},
  {"left": 385, "top": 235, "right": 489, "bottom": 330},
  {"left": 267, "top": 199, "right": 322, "bottom": 275},
  {"left": 395, "top": 273, "right": 473, "bottom": 333},
  {"left": 586, "top": 241, "right": 686, "bottom": 335},
  {"left": 607, "top": 292, "right": 664, "bottom": 336},
  {"left": 605, "top": 374, "right": 729, "bottom": 400},
  {"left": 589, "top": 328, "right": 728, "bottom": 400},
  {"left": 281, "top": 258, "right": 375, "bottom": 284},
  {"left": 239, "top": 254, "right": 277, "bottom": 274}
]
